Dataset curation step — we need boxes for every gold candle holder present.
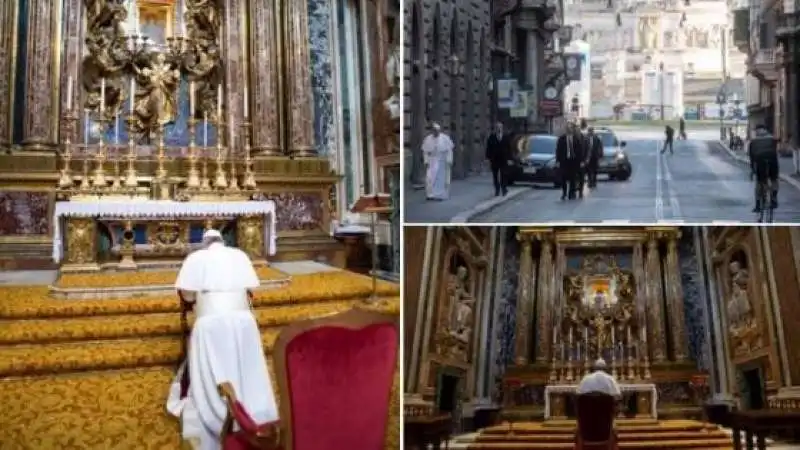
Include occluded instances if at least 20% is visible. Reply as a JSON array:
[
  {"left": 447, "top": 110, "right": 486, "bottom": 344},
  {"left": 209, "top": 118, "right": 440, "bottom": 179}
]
[
  {"left": 79, "top": 146, "right": 92, "bottom": 191},
  {"left": 642, "top": 355, "right": 651, "bottom": 379},
  {"left": 186, "top": 118, "right": 201, "bottom": 188},
  {"left": 111, "top": 150, "right": 122, "bottom": 191},
  {"left": 58, "top": 111, "right": 78, "bottom": 189},
  {"left": 548, "top": 354, "right": 558, "bottom": 382},
  {"left": 155, "top": 126, "right": 168, "bottom": 180},
  {"left": 124, "top": 116, "right": 138, "bottom": 189},
  {"left": 241, "top": 121, "right": 256, "bottom": 189},
  {"left": 214, "top": 118, "right": 228, "bottom": 188},
  {"left": 92, "top": 116, "right": 109, "bottom": 187}
]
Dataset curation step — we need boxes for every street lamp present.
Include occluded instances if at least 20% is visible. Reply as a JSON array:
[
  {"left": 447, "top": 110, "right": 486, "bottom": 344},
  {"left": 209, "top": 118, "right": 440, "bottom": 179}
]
[
  {"left": 659, "top": 62, "right": 665, "bottom": 121},
  {"left": 716, "top": 90, "right": 727, "bottom": 141}
]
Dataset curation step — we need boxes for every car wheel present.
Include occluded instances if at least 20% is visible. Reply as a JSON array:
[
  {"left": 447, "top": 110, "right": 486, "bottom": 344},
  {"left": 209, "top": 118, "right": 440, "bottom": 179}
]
[{"left": 616, "top": 170, "right": 631, "bottom": 181}]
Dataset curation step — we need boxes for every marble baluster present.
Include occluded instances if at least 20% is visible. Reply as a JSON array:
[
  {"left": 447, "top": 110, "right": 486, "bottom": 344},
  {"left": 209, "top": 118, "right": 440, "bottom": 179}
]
[
  {"left": 21, "top": 0, "right": 60, "bottom": 151},
  {"left": 514, "top": 234, "right": 534, "bottom": 364},
  {"left": 283, "top": 0, "right": 316, "bottom": 157},
  {"left": 645, "top": 234, "right": 667, "bottom": 362},
  {"left": 535, "top": 237, "right": 555, "bottom": 363},
  {"left": 664, "top": 232, "right": 690, "bottom": 361},
  {"left": 247, "top": 0, "right": 282, "bottom": 155},
  {"left": 0, "top": 0, "right": 18, "bottom": 148}
]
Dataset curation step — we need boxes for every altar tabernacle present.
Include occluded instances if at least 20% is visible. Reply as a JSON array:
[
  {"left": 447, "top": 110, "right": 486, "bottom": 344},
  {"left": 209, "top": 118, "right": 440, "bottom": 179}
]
[{"left": 166, "top": 229, "right": 278, "bottom": 450}]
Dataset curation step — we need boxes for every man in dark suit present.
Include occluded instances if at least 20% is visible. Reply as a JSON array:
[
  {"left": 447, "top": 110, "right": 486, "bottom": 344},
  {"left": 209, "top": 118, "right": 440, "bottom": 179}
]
[
  {"left": 486, "top": 122, "right": 512, "bottom": 196},
  {"left": 556, "top": 122, "right": 585, "bottom": 200},
  {"left": 585, "top": 127, "right": 604, "bottom": 188}
]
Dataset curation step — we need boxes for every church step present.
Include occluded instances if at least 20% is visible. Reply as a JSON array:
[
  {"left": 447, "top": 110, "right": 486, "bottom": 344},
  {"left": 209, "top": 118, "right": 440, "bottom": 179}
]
[
  {"left": 0, "top": 270, "right": 399, "bottom": 319},
  {"left": 0, "top": 298, "right": 393, "bottom": 345},
  {"left": 473, "top": 430, "right": 730, "bottom": 442},
  {"left": 465, "top": 440, "right": 734, "bottom": 449},
  {"left": 483, "top": 420, "right": 715, "bottom": 434}
]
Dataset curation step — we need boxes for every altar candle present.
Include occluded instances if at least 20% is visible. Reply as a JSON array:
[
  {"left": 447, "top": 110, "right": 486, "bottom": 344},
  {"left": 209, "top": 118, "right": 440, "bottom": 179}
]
[
  {"left": 84, "top": 109, "right": 89, "bottom": 144},
  {"left": 627, "top": 325, "right": 632, "bottom": 344},
  {"left": 611, "top": 324, "right": 615, "bottom": 347},
  {"left": 552, "top": 326, "right": 557, "bottom": 344},
  {"left": 189, "top": 82, "right": 196, "bottom": 116},
  {"left": 130, "top": 78, "right": 136, "bottom": 113},
  {"left": 114, "top": 113, "right": 120, "bottom": 144},
  {"left": 217, "top": 85, "right": 223, "bottom": 119},
  {"left": 568, "top": 327, "right": 573, "bottom": 346},
  {"left": 66, "top": 76, "right": 73, "bottom": 110},
  {"left": 243, "top": 86, "right": 249, "bottom": 119},
  {"left": 100, "top": 78, "right": 106, "bottom": 113},
  {"left": 203, "top": 112, "right": 208, "bottom": 147}
]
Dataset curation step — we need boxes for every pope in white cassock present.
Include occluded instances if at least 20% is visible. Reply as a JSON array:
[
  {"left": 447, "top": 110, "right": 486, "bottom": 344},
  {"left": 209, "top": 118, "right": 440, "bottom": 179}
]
[
  {"left": 422, "top": 123, "right": 454, "bottom": 201},
  {"left": 577, "top": 358, "right": 621, "bottom": 397},
  {"left": 166, "top": 229, "right": 279, "bottom": 450}
]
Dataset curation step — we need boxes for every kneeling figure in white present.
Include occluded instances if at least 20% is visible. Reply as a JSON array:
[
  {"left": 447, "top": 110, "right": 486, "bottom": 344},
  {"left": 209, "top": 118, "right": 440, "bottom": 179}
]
[
  {"left": 166, "top": 230, "right": 279, "bottom": 450},
  {"left": 577, "top": 358, "right": 621, "bottom": 397}
]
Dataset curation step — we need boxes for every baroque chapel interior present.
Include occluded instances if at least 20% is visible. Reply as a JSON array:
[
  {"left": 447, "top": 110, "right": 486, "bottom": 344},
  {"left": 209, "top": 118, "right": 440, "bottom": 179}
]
[
  {"left": 403, "top": 226, "right": 800, "bottom": 450},
  {"left": 0, "top": 0, "right": 401, "bottom": 448}
]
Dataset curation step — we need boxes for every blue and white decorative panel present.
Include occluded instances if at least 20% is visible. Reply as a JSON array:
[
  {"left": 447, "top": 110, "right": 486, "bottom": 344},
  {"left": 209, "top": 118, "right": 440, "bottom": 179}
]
[
  {"left": 679, "top": 230, "right": 710, "bottom": 371},
  {"left": 494, "top": 230, "right": 520, "bottom": 377},
  {"left": 308, "top": 0, "right": 335, "bottom": 156}
]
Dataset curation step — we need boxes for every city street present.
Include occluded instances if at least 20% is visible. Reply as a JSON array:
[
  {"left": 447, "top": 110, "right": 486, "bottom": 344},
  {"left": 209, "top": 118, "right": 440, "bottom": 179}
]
[{"left": 404, "top": 125, "right": 800, "bottom": 224}]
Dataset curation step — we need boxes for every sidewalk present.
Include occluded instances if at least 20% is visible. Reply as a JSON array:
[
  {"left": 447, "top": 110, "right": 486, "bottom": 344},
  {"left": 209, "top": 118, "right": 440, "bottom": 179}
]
[
  {"left": 403, "top": 171, "right": 529, "bottom": 223},
  {"left": 713, "top": 140, "right": 800, "bottom": 191}
]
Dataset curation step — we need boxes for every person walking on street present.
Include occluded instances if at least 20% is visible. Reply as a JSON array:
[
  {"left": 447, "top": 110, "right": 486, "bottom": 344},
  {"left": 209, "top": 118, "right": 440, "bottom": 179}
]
[
  {"left": 662, "top": 125, "right": 675, "bottom": 154},
  {"left": 556, "top": 122, "right": 585, "bottom": 200},
  {"left": 678, "top": 117, "right": 687, "bottom": 140},
  {"left": 422, "top": 123, "right": 454, "bottom": 201},
  {"left": 486, "top": 122, "right": 512, "bottom": 196},
  {"left": 577, "top": 119, "right": 591, "bottom": 195},
  {"left": 585, "top": 127, "right": 604, "bottom": 188}
]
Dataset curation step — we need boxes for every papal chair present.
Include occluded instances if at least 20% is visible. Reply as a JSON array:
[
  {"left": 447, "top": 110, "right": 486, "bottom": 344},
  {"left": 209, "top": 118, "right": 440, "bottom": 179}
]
[
  {"left": 575, "top": 392, "right": 619, "bottom": 450},
  {"left": 218, "top": 382, "right": 281, "bottom": 450},
  {"left": 273, "top": 308, "right": 399, "bottom": 450}
]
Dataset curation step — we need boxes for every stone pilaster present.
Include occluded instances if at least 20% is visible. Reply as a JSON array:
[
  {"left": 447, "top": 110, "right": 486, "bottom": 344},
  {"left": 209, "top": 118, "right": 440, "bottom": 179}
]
[
  {"left": 21, "top": 0, "right": 61, "bottom": 151},
  {"left": 633, "top": 242, "right": 648, "bottom": 327},
  {"left": 283, "top": 0, "right": 316, "bottom": 157},
  {"left": 645, "top": 235, "right": 667, "bottom": 362},
  {"left": 535, "top": 238, "right": 555, "bottom": 363},
  {"left": 0, "top": 0, "right": 17, "bottom": 148},
  {"left": 223, "top": 0, "right": 246, "bottom": 153},
  {"left": 664, "top": 232, "right": 690, "bottom": 361},
  {"left": 514, "top": 234, "right": 534, "bottom": 365},
  {"left": 247, "top": 0, "right": 282, "bottom": 155}
]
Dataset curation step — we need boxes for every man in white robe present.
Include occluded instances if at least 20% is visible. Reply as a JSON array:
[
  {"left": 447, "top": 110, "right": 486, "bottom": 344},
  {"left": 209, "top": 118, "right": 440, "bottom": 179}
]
[
  {"left": 166, "top": 229, "right": 278, "bottom": 450},
  {"left": 422, "top": 122, "right": 454, "bottom": 200},
  {"left": 577, "top": 358, "right": 621, "bottom": 397}
]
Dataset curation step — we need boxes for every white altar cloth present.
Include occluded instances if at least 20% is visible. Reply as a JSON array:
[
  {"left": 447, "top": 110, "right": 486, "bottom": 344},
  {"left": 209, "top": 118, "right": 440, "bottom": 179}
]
[
  {"left": 52, "top": 200, "right": 277, "bottom": 263},
  {"left": 544, "top": 383, "right": 658, "bottom": 419}
]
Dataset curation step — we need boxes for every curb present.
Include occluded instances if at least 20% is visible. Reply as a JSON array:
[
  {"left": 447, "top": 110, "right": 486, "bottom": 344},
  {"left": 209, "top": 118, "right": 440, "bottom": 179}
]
[
  {"left": 449, "top": 187, "right": 531, "bottom": 223},
  {"left": 715, "top": 140, "right": 800, "bottom": 192}
]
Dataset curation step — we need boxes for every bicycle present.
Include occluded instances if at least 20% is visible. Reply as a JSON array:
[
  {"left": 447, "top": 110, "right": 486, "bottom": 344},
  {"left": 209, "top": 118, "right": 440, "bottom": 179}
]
[{"left": 755, "top": 177, "right": 774, "bottom": 223}]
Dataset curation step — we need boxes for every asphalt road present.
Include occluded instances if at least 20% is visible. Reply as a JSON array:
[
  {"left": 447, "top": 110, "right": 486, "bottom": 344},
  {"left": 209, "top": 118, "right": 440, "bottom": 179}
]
[{"left": 471, "top": 127, "right": 800, "bottom": 223}]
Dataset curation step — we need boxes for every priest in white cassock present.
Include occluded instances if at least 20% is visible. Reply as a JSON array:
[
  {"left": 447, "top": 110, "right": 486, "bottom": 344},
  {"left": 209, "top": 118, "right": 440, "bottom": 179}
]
[
  {"left": 577, "top": 358, "right": 621, "bottom": 397},
  {"left": 166, "top": 229, "right": 279, "bottom": 450},
  {"left": 422, "top": 122, "right": 454, "bottom": 201}
]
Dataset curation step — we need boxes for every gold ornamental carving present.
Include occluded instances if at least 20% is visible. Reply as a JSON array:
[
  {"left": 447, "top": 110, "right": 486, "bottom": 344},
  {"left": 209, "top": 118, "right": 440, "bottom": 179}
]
[
  {"left": 146, "top": 221, "right": 188, "bottom": 254},
  {"left": 131, "top": 52, "right": 182, "bottom": 133},
  {"left": 236, "top": 215, "right": 265, "bottom": 261},
  {"left": 184, "top": 0, "right": 223, "bottom": 120},
  {"left": 65, "top": 218, "right": 97, "bottom": 265},
  {"left": 81, "top": 0, "right": 129, "bottom": 118}
]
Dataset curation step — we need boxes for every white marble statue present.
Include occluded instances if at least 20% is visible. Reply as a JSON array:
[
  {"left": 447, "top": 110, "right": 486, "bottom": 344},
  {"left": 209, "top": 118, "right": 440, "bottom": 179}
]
[
  {"left": 449, "top": 266, "right": 475, "bottom": 342},
  {"left": 726, "top": 260, "right": 752, "bottom": 326},
  {"left": 384, "top": 44, "right": 400, "bottom": 120}
]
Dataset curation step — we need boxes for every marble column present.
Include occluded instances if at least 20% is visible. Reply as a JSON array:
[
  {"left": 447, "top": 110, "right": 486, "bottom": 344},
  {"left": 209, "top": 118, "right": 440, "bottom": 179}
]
[
  {"left": 645, "top": 235, "right": 667, "bottom": 362},
  {"left": 21, "top": 0, "right": 61, "bottom": 151},
  {"left": 0, "top": 0, "right": 17, "bottom": 148},
  {"left": 633, "top": 242, "right": 648, "bottom": 327},
  {"left": 283, "top": 0, "right": 316, "bottom": 157},
  {"left": 535, "top": 238, "right": 555, "bottom": 363},
  {"left": 514, "top": 234, "right": 534, "bottom": 365},
  {"left": 223, "top": 0, "right": 247, "bottom": 153},
  {"left": 247, "top": 0, "right": 282, "bottom": 155},
  {"left": 664, "top": 232, "right": 689, "bottom": 361}
]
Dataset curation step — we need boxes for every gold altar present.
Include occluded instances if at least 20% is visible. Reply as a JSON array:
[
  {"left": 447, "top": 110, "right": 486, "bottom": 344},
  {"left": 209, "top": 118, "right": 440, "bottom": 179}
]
[
  {"left": 0, "top": 0, "right": 348, "bottom": 269},
  {"left": 504, "top": 227, "right": 702, "bottom": 420}
]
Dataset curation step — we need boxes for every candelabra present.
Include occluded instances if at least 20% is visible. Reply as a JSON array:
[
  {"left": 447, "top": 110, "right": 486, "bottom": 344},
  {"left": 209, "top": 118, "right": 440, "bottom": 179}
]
[
  {"left": 240, "top": 121, "right": 257, "bottom": 189},
  {"left": 186, "top": 117, "right": 201, "bottom": 188},
  {"left": 58, "top": 111, "right": 78, "bottom": 189},
  {"left": 213, "top": 117, "right": 228, "bottom": 188},
  {"left": 124, "top": 116, "right": 139, "bottom": 189},
  {"left": 79, "top": 146, "right": 91, "bottom": 191},
  {"left": 227, "top": 143, "right": 240, "bottom": 192},
  {"left": 549, "top": 352, "right": 558, "bottom": 382},
  {"left": 154, "top": 126, "right": 170, "bottom": 200},
  {"left": 110, "top": 150, "right": 122, "bottom": 191},
  {"left": 627, "top": 339, "right": 636, "bottom": 380},
  {"left": 91, "top": 115, "right": 110, "bottom": 187}
]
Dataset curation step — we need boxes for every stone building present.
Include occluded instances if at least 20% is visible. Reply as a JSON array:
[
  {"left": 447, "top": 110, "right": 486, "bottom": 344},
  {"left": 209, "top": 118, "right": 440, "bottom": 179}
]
[
  {"left": 403, "top": 0, "right": 493, "bottom": 185},
  {"left": 404, "top": 226, "right": 800, "bottom": 442}
]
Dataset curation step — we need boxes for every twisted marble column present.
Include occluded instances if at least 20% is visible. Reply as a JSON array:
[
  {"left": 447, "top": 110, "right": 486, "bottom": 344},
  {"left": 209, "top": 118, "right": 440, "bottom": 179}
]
[
  {"left": 283, "top": 0, "right": 316, "bottom": 157},
  {"left": 0, "top": 0, "right": 16, "bottom": 148},
  {"left": 247, "top": 0, "right": 282, "bottom": 155},
  {"left": 21, "top": 0, "right": 60, "bottom": 151},
  {"left": 514, "top": 234, "right": 534, "bottom": 365},
  {"left": 664, "top": 233, "right": 690, "bottom": 361},
  {"left": 645, "top": 235, "right": 667, "bottom": 362},
  {"left": 535, "top": 239, "right": 555, "bottom": 363}
]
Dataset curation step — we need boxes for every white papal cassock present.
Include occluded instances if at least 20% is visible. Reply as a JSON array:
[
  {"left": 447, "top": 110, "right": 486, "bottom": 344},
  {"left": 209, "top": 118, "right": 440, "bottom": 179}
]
[
  {"left": 166, "top": 240, "right": 279, "bottom": 450},
  {"left": 577, "top": 370, "right": 622, "bottom": 397}
]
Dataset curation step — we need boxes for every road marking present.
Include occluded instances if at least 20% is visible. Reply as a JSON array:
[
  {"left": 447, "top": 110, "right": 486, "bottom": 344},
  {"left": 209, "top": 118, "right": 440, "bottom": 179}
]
[
  {"left": 655, "top": 140, "right": 664, "bottom": 221},
  {"left": 662, "top": 149, "right": 683, "bottom": 219}
]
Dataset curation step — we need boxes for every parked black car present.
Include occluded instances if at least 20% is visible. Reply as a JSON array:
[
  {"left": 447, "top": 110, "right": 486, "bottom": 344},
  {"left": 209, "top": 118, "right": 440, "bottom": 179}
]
[
  {"left": 593, "top": 128, "right": 632, "bottom": 181},
  {"left": 507, "top": 134, "right": 561, "bottom": 188}
]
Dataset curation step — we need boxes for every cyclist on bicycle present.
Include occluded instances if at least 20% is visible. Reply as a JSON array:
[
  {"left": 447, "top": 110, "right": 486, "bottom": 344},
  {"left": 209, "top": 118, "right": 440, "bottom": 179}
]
[{"left": 748, "top": 124, "right": 779, "bottom": 212}]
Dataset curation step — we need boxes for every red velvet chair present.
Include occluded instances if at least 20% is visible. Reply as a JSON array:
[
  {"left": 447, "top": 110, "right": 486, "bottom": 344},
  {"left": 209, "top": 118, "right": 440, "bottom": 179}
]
[
  {"left": 273, "top": 308, "right": 399, "bottom": 450},
  {"left": 218, "top": 382, "right": 282, "bottom": 450},
  {"left": 575, "top": 392, "right": 619, "bottom": 450}
]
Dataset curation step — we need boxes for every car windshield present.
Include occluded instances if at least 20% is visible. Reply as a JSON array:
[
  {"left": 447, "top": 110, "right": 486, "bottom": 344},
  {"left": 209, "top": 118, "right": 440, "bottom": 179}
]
[
  {"left": 596, "top": 132, "right": 618, "bottom": 147},
  {"left": 527, "top": 136, "right": 557, "bottom": 155}
]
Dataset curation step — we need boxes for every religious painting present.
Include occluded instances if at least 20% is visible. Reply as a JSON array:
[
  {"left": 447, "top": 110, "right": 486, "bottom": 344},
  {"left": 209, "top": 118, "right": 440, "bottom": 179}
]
[
  {"left": 582, "top": 276, "right": 619, "bottom": 310},
  {"left": 137, "top": 0, "right": 175, "bottom": 45}
]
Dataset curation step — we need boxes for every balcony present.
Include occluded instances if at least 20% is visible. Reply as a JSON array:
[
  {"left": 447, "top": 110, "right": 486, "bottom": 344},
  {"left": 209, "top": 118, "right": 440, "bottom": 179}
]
[
  {"left": 749, "top": 48, "right": 780, "bottom": 81},
  {"left": 733, "top": 8, "right": 751, "bottom": 53}
]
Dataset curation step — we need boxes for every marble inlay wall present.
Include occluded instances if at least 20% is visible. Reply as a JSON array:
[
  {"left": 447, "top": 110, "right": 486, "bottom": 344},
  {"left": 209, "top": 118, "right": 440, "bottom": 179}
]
[
  {"left": 308, "top": 0, "right": 335, "bottom": 157},
  {"left": 494, "top": 232, "right": 520, "bottom": 379},
  {"left": 679, "top": 230, "right": 710, "bottom": 371}
]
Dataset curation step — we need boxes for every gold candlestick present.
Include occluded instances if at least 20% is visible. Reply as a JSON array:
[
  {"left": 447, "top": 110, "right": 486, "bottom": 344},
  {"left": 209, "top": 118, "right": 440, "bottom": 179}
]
[
  {"left": 79, "top": 146, "right": 91, "bottom": 191},
  {"left": 549, "top": 354, "right": 558, "bottom": 382},
  {"left": 58, "top": 112, "right": 78, "bottom": 189},
  {"left": 214, "top": 118, "right": 228, "bottom": 188},
  {"left": 111, "top": 150, "right": 122, "bottom": 191},
  {"left": 228, "top": 144, "right": 240, "bottom": 191},
  {"left": 186, "top": 118, "right": 201, "bottom": 188},
  {"left": 155, "top": 126, "right": 167, "bottom": 180},
  {"left": 92, "top": 117, "right": 108, "bottom": 187},
  {"left": 240, "top": 121, "right": 256, "bottom": 189},
  {"left": 124, "top": 116, "right": 138, "bottom": 188}
]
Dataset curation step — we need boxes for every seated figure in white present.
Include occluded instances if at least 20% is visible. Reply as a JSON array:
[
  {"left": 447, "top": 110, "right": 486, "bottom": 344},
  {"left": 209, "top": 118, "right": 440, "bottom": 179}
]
[
  {"left": 577, "top": 358, "right": 621, "bottom": 397},
  {"left": 166, "top": 229, "right": 278, "bottom": 450}
]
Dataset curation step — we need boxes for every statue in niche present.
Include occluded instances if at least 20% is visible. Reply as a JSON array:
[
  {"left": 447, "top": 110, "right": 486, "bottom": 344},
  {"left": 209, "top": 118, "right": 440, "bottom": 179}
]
[
  {"left": 708, "top": 26, "right": 722, "bottom": 48},
  {"left": 384, "top": 44, "right": 400, "bottom": 120},
  {"left": 637, "top": 17, "right": 659, "bottom": 49},
  {"left": 182, "top": 38, "right": 222, "bottom": 119},
  {"left": 132, "top": 52, "right": 181, "bottom": 132},
  {"left": 663, "top": 31, "right": 675, "bottom": 48},
  {"left": 448, "top": 266, "right": 475, "bottom": 343},
  {"left": 591, "top": 314, "right": 613, "bottom": 350},
  {"left": 727, "top": 260, "right": 753, "bottom": 326}
]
